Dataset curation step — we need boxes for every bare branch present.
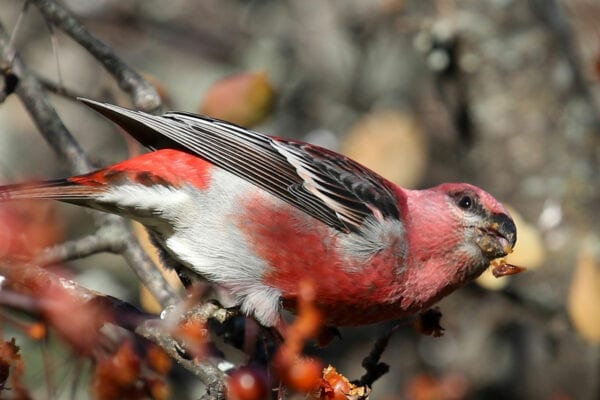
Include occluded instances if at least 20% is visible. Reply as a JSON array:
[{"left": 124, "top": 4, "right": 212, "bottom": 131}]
[
  {"left": 0, "top": 22, "right": 93, "bottom": 175},
  {"left": 136, "top": 303, "right": 229, "bottom": 399},
  {"left": 30, "top": 0, "right": 161, "bottom": 112},
  {"left": 36, "top": 73, "right": 90, "bottom": 101},
  {"left": 354, "top": 324, "right": 397, "bottom": 387},
  {"left": 0, "top": 260, "right": 96, "bottom": 303},
  {"left": 34, "top": 232, "right": 123, "bottom": 266},
  {"left": 0, "top": 259, "right": 226, "bottom": 392},
  {"left": 0, "top": 20, "right": 179, "bottom": 308}
]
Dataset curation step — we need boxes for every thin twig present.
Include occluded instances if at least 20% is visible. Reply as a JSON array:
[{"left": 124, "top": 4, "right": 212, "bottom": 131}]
[
  {"left": 32, "top": 218, "right": 178, "bottom": 309},
  {"left": 353, "top": 324, "right": 397, "bottom": 387},
  {"left": 36, "top": 73, "right": 90, "bottom": 100},
  {"left": 6, "top": 0, "right": 30, "bottom": 65},
  {"left": 34, "top": 231, "right": 123, "bottom": 266},
  {"left": 0, "top": 20, "right": 178, "bottom": 308},
  {"left": 0, "top": 259, "right": 193, "bottom": 363},
  {"left": 30, "top": 0, "right": 161, "bottom": 112},
  {"left": 0, "top": 22, "right": 92, "bottom": 174},
  {"left": 0, "top": 260, "right": 96, "bottom": 303},
  {"left": 354, "top": 316, "right": 419, "bottom": 388},
  {"left": 135, "top": 305, "right": 229, "bottom": 400},
  {"left": 45, "top": 16, "right": 64, "bottom": 93}
]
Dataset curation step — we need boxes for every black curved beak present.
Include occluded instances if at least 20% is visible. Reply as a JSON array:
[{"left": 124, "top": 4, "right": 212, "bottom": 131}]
[
  {"left": 493, "top": 213, "right": 517, "bottom": 249},
  {"left": 477, "top": 213, "right": 517, "bottom": 259}
]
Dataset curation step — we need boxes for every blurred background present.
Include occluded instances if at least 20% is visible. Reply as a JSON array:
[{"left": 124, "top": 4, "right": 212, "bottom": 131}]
[{"left": 0, "top": 0, "right": 599, "bottom": 399}]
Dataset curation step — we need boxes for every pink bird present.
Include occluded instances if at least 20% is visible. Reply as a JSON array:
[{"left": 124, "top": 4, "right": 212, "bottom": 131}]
[{"left": 0, "top": 99, "right": 517, "bottom": 327}]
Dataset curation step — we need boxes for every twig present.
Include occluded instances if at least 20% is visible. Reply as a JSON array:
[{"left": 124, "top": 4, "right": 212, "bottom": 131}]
[
  {"left": 0, "top": 20, "right": 178, "bottom": 308},
  {"left": 0, "top": 259, "right": 225, "bottom": 393},
  {"left": 136, "top": 313, "right": 228, "bottom": 400},
  {"left": 6, "top": 1, "right": 31, "bottom": 63},
  {"left": 353, "top": 324, "right": 397, "bottom": 387},
  {"left": 34, "top": 231, "right": 123, "bottom": 266},
  {"left": 30, "top": 0, "right": 161, "bottom": 112},
  {"left": 36, "top": 73, "right": 90, "bottom": 100},
  {"left": 120, "top": 225, "right": 180, "bottom": 307},
  {"left": 0, "top": 7, "right": 224, "bottom": 392},
  {"left": 0, "top": 260, "right": 96, "bottom": 303},
  {"left": 0, "top": 21, "right": 92, "bottom": 175}
]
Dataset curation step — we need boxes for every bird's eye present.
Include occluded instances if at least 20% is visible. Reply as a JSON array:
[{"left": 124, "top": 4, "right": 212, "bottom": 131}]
[{"left": 457, "top": 195, "right": 473, "bottom": 210}]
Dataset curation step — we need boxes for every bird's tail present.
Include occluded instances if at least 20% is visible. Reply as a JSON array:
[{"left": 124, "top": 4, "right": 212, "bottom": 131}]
[{"left": 0, "top": 178, "right": 102, "bottom": 203}]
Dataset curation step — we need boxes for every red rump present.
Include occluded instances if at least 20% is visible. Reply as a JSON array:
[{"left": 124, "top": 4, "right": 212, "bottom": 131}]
[{"left": 70, "top": 149, "right": 212, "bottom": 189}]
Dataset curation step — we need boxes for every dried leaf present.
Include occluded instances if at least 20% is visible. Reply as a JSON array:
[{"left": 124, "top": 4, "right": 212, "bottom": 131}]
[
  {"left": 199, "top": 71, "right": 276, "bottom": 128},
  {"left": 0, "top": 338, "right": 30, "bottom": 399},
  {"left": 568, "top": 236, "right": 600, "bottom": 343},
  {"left": 316, "top": 365, "right": 370, "bottom": 400},
  {"left": 343, "top": 111, "right": 428, "bottom": 188}
]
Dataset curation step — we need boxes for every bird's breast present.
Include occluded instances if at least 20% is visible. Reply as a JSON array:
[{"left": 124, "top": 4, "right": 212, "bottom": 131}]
[{"left": 235, "top": 195, "right": 413, "bottom": 325}]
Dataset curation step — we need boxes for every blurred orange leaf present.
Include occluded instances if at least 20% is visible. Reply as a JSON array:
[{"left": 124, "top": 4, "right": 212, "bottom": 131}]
[
  {"left": 0, "top": 338, "right": 29, "bottom": 398},
  {"left": 92, "top": 341, "right": 142, "bottom": 400},
  {"left": 404, "top": 373, "right": 468, "bottom": 400},
  {"left": 199, "top": 71, "right": 276, "bottom": 128},
  {"left": 0, "top": 200, "right": 63, "bottom": 262},
  {"left": 274, "top": 279, "right": 325, "bottom": 394},
  {"left": 568, "top": 236, "right": 600, "bottom": 343},
  {"left": 173, "top": 315, "right": 210, "bottom": 359},
  {"left": 343, "top": 110, "right": 428, "bottom": 188},
  {"left": 146, "top": 345, "right": 172, "bottom": 376}
]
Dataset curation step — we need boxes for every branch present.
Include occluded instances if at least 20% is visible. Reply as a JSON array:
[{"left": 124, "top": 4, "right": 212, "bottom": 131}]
[
  {"left": 36, "top": 73, "right": 91, "bottom": 101},
  {"left": 0, "top": 20, "right": 179, "bottom": 308},
  {"left": 355, "top": 308, "right": 445, "bottom": 388},
  {"left": 0, "top": 6, "right": 225, "bottom": 394},
  {"left": 34, "top": 231, "right": 123, "bottom": 266},
  {"left": 136, "top": 319, "right": 227, "bottom": 400},
  {"left": 0, "top": 22, "right": 93, "bottom": 175},
  {"left": 30, "top": 0, "right": 161, "bottom": 112},
  {"left": 353, "top": 324, "right": 397, "bottom": 387},
  {"left": 0, "top": 259, "right": 228, "bottom": 394}
]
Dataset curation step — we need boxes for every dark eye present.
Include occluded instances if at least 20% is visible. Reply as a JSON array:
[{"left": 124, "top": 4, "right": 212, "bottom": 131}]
[{"left": 457, "top": 195, "right": 473, "bottom": 210}]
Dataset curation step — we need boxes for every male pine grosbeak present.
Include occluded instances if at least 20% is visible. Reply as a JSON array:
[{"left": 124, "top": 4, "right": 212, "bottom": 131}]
[{"left": 0, "top": 99, "right": 517, "bottom": 327}]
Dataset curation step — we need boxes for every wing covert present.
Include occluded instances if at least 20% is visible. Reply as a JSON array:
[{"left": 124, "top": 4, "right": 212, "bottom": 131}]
[{"left": 80, "top": 98, "right": 404, "bottom": 234}]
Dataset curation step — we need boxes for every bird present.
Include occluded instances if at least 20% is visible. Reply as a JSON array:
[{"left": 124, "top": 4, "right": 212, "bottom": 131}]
[{"left": 0, "top": 99, "right": 517, "bottom": 327}]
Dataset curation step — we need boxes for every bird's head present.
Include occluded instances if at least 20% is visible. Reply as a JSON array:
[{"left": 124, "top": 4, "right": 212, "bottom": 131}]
[{"left": 405, "top": 182, "right": 517, "bottom": 282}]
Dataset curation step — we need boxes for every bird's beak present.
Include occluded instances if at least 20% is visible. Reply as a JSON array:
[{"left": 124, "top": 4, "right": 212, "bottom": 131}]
[{"left": 476, "top": 213, "right": 517, "bottom": 259}]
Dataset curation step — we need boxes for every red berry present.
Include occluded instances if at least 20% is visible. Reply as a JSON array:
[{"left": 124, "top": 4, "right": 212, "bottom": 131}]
[
  {"left": 228, "top": 367, "right": 269, "bottom": 400},
  {"left": 285, "top": 358, "right": 323, "bottom": 392}
]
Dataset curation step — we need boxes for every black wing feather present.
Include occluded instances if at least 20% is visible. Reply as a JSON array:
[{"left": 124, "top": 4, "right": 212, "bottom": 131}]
[{"left": 79, "top": 98, "right": 402, "bottom": 234}]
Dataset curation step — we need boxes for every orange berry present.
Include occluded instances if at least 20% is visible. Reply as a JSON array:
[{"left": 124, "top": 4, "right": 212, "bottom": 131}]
[{"left": 27, "top": 322, "right": 46, "bottom": 340}]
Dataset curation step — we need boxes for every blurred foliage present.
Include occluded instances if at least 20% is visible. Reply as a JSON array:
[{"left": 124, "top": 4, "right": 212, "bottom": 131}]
[
  {"left": 199, "top": 71, "right": 276, "bottom": 128},
  {"left": 1, "top": 0, "right": 600, "bottom": 399}
]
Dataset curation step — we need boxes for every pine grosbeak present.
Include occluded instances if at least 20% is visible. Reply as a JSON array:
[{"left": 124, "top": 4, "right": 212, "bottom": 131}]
[{"left": 0, "top": 99, "right": 517, "bottom": 327}]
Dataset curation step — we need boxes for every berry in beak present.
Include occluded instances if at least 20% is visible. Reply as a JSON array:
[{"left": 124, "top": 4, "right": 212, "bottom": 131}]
[{"left": 477, "top": 212, "right": 517, "bottom": 260}]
